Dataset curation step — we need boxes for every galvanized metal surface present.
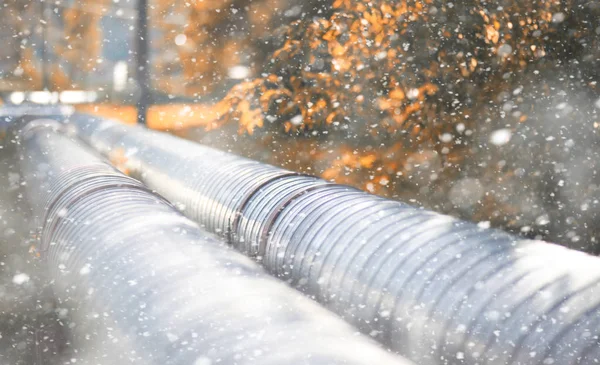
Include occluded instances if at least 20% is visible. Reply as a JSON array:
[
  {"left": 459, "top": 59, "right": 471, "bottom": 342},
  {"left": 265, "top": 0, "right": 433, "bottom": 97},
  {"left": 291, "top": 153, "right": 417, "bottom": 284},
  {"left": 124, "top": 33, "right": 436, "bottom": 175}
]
[
  {"left": 20, "top": 120, "right": 409, "bottom": 365},
  {"left": 67, "top": 114, "right": 600, "bottom": 365}
]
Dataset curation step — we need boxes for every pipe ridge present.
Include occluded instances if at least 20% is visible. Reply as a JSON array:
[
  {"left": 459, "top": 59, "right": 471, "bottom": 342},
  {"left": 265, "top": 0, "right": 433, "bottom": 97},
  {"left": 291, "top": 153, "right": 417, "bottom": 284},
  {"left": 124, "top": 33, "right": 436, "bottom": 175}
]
[
  {"left": 372, "top": 221, "right": 476, "bottom": 347},
  {"left": 406, "top": 234, "right": 516, "bottom": 361},
  {"left": 266, "top": 186, "right": 359, "bottom": 277},
  {"left": 335, "top": 206, "right": 418, "bottom": 320},
  {"left": 308, "top": 198, "right": 395, "bottom": 303},
  {"left": 507, "top": 279, "right": 600, "bottom": 365},
  {"left": 313, "top": 200, "right": 404, "bottom": 301},
  {"left": 255, "top": 182, "right": 337, "bottom": 258},
  {"left": 290, "top": 192, "right": 368, "bottom": 288},
  {"left": 42, "top": 182, "right": 170, "bottom": 255},
  {"left": 236, "top": 176, "right": 322, "bottom": 256}
]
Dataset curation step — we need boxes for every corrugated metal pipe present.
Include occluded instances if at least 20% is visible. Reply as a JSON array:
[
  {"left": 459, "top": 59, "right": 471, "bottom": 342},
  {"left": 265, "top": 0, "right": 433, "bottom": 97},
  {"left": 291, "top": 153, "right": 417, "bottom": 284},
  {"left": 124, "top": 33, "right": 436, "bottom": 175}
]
[
  {"left": 65, "top": 114, "right": 600, "bottom": 365},
  {"left": 19, "top": 119, "right": 409, "bottom": 365}
]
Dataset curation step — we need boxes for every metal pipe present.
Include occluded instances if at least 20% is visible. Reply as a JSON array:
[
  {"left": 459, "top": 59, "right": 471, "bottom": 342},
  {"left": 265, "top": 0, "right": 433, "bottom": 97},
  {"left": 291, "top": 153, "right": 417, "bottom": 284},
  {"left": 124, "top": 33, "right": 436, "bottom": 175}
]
[
  {"left": 65, "top": 114, "right": 600, "bottom": 365},
  {"left": 19, "top": 119, "right": 409, "bottom": 365}
]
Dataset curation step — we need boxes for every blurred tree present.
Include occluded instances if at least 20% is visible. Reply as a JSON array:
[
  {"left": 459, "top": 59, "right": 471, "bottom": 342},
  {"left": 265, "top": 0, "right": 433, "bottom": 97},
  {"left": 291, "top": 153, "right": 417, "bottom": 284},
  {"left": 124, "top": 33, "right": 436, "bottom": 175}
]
[
  {"left": 0, "top": 0, "right": 35, "bottom": 89},
  {"left": 180, "top": 0, "right": 600, "bottom": 252}
]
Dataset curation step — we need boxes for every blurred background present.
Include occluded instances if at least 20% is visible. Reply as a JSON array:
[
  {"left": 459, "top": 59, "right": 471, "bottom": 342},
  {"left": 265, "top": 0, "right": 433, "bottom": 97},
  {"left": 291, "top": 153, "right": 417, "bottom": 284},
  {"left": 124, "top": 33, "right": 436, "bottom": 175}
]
[
  {"left": 1, "top": 1, "right": 600, "bottom": 360},
  {"left": 3, "top": 0, "right": 600, "bottom": 251}
]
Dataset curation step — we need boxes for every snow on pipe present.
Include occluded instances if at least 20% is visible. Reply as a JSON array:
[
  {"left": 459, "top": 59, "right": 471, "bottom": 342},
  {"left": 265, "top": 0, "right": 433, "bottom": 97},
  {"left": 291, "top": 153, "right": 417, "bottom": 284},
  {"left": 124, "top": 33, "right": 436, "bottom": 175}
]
[
  {"left": 19, "top": 120, "right": 409, "bottom": 365},
  {"left": 65, "top": 114, "right": 600, "bottom": 365}
]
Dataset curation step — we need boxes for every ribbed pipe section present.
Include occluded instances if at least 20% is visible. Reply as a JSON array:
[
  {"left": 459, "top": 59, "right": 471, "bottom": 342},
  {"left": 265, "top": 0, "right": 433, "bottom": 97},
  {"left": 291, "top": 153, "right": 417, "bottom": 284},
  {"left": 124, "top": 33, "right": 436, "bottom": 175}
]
[
  {"left": 20, "top": 120, "right": 408, "bottom": 365},
  {"left": 66, "top": 114, "right": 600, "bottom": 365}
]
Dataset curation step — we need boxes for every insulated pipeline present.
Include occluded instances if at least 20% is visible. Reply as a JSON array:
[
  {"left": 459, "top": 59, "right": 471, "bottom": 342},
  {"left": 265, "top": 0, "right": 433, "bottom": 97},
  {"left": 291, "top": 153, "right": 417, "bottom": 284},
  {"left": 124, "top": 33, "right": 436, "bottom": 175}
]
[
  {"left": 66, "top": 114, "right": 600, "bottom": 365},
  {"left": 19, "top": 119, "right": 408, "bottom": 365}
]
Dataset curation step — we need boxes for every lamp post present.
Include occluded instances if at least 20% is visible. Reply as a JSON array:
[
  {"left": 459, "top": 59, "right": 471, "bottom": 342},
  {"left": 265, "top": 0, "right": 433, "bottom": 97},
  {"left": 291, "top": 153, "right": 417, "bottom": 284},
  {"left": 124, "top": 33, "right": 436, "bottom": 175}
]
[
  {"left": 40, "top": 0, "right": 49, "bottom": 91},
  {"left": 136, "top": 0, "right": 150, "bottom": 125}
]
